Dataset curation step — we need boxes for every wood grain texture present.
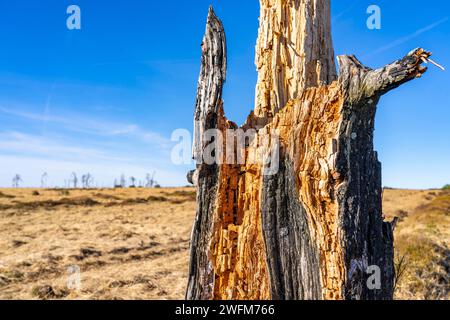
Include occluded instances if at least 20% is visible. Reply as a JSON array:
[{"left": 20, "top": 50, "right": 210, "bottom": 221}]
[
  {"left": 186, "top": 7, "right": 226, "bottom": 300},
  {"left": 254, "top": 0, "right": 337, "bottom": 123},
  {"left": 186, "top": 2, "right": 430, "bottom": 300}
]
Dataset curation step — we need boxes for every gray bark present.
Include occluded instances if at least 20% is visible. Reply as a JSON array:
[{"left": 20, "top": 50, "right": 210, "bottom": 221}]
[{"left": 186, "top": 5, "right": 430, "bottom": 300}]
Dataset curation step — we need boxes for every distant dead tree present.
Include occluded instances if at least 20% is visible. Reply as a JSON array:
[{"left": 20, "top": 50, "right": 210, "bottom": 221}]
[
  {"left": 129, "top": 177, "right": 137, "bottom": 188},
  {"left": 41, "top": 172, "right": 48, "bottom": 188},
  {"left": 120, "top": 174, "right": 126, "bottom": 188},
  {"left": 12, "top": 174, "right": 23, "bottom": 188},
  {"left": 71, "top": 172, "right": 78, "bottom": 189},
  {"left": 146, "top": 172, "right": 156, "bottom": 188},
  {"left": 87, "top": 173, "right": 93, "bottom": 188},
  {"left": 81, "top": 173, "right": 93, "bottom": 188}
]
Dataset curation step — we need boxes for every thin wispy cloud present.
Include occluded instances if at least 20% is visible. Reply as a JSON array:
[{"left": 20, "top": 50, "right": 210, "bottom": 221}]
[
  {"left": 332, "top": 0, "right": 360, "bottom": 23},
  {"left": 365, "top": 17, "right": 449, "bottom": 58},
  {"left": 0, "top": 101, "right": 183, "bottom": 187},
  {"left": 0, "top": 106, "right": 171, "bottom": 149},
  {"left": 0, "top": 131, "right": 131, "bottom": 162},
  {"left": 42, "top": 82, "right": 56, "bottom": 134},
  {"left": 0, "top": 130, "right": 186, "bottom": 186}
]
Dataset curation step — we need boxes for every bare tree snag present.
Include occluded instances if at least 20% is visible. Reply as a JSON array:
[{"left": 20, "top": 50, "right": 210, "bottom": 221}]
[
  {"left": 255, "top": 0, "right": 337, "bottom": 123},
  {"left": 186, "top": 7, "right": 227, "bottom": 300},
  {"left": 187, "top": 3, "right": 431, "bottom": 300}
]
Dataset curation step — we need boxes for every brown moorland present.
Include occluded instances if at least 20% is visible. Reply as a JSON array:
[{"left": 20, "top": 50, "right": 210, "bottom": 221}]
[{"left": 0, "top": 187, "right": 448, "bottom": 300}]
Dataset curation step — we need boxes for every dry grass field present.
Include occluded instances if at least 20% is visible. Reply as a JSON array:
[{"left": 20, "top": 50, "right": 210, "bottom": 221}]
[
  {"left": 0, "top": 187, "right": 448, "bottom": 300},
  {"left": 0, "top": 187, "right": 196, "bottom": 300},
  {"left": 384, "top": 189, "right": 450, "bottom": 300}
]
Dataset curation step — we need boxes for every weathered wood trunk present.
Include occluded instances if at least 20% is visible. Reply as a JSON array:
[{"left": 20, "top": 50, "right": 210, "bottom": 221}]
[{"left": 187, "top": 2, "right": 431, "bottom": 300}]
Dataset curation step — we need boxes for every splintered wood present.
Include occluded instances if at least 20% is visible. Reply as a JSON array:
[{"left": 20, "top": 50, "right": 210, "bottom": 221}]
[
  {"left": 210, "top": 84, "right": 346, "bottom": 300},
  {"left": 254, "top": 0, "right": 337, "bottom": 123},
  {"left": 187, "top": 1, "right": 431, "bottom": 301}
]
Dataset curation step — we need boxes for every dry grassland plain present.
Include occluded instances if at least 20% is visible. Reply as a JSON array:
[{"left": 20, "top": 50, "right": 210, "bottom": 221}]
[{"left": 0, "top": 187, "right": 448, "bottom": 300}]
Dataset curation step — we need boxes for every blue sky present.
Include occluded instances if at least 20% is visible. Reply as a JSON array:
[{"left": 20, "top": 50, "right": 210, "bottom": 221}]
[{"left": 0, "top": 0, "right": 449, "bottom": 188}]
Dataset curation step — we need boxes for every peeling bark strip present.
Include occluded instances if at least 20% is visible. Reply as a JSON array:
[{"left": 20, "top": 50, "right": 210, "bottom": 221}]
[
  {"left": 261, "top": 157, "right": 323, "bottom": 300},
  {"left": 186, "top": 7, "right": 226, "bottom": 300},
  {"left": 187, "top": 2, "right": 431, "bottom": 300}
]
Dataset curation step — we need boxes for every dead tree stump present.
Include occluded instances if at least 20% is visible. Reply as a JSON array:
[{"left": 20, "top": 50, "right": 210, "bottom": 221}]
[{"left": 187, "top": 2, "right": 431, "bottom": 300}]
